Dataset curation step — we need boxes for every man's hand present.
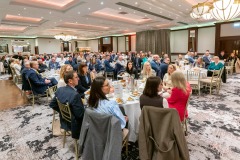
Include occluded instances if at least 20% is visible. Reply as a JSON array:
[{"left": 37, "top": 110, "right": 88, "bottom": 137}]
[{"left": 45, "top": 79, "right": 51, "bottom": 84}]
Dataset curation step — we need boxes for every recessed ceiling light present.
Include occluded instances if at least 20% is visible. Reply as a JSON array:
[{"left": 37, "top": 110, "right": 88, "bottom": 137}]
[
  {"left": 119, "top": 7, "right": 121, "bottom": 10},
  {"left": 145, "top": 14, "right": 147, "bottom": 17},
  {"left": 179, "top": 5, "right": 181, "bottom": 7},
  {"left": 75, "top": 21, "right": 78, "bottom": 23},
  {"left": 78, "top": 12, "right": 81, "bottom": 14},
  {"left": 135, "top": 2, "right": 138, "bottom": 5},
  {"left": 41, "top": 17, "right": 44, "bottom": 19},
  {"left": 18, "top": 13, "right": 21, "bottom": 16},
  {"left": 24, "top": 8, "right": 26, "bottom": 10},
  {"left": 60, "top": 19, "right": 62, "bottom": 21},
  {"left": 186, "top": 9, "right": 189, "bottom": 10},
  {"left": 134, "top": 11, "right": 136, "bottom": 13},
  {"left": 49, "top": 11, "right": 52, "bottom": 14},
  {"left": 88, "top": 8, "right": 91, "bottom": 10},
  {"left": 101, "top": 2, "right": 104, "bottom": 5},
  {"left": 170, "top": 0, "right": 172, "bottom": 1}
]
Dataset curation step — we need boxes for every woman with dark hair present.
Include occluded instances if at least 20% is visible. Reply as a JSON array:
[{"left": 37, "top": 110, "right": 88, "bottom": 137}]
[
  {"left": 75, "top": 63, "right": 92, "bottom": 97},
  {"left": 140, "top": 76, "right": 168, "bottom": 109},
  {"left": 126, "top": 61, "right": 138, "bottom": 79},
  {"left": 88, "top": 76, "right": 127, "bottom": 128}
]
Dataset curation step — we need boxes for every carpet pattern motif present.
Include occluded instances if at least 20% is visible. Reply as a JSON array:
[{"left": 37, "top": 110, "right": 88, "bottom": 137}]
[{"left": 0, "top": 74, "right": 240, "bottom": 160}]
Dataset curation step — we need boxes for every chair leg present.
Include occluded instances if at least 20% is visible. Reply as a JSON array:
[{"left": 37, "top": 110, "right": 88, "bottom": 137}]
[
  {"left": 63, "top": 130, "right": 66, "bottom": 148},
  {"left": 185, "top": 119, "right": 188, "bottom": 136},
  {"left": 52, "top": 110, "right": 55, "bottom": 131},
  {"left": 75, "top": 139, "right": 79, "bottom": 160},
  {"left": 125, "top": 137, "right": 128, "bottom": 156},
  {"left": 32, "top": 95, "right": 35, "bottom": 107}
]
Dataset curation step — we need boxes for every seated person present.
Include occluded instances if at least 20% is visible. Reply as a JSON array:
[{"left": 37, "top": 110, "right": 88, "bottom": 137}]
[
  {"left": 49, "top": 57, "right": 60, "bottom": 70},
  {"left": 203, "top": 50, "right": 211, "bottom": 69},
  {"left": 21, "top": 60, "right": 31, "bottom": 92},
  {"left": 58, "top": 64, "right": 73, "bottom": 88},
  {"left": 126, "top": 61, "right": 138, "bottom": 79},
  {"left": 140, "top": 76, "right": 168, "bottom": 109},
  {"left": 193, "top": 57, "right": 205, "bottom": 68},
  {"left": 175, "top": 54, "right": 185, "bottom": 67},
  {"left": 64, "top": 56, "right": 76, "bottom": 68},
  {"left": 140, "top": 62, "right": 156, "bottom": 79},
  {"left": 167, "top": 71, "right": 192, "bottom": 122},
  {"left": 88, "top": 76, "right": 127, "bottom": 129},
  {"left": 150, "top": 55, "right": 161, "bottom": 76},
  {"left": 13, "top": 59, "right": 22, "bottom": 76},
  {"left": 104, "top": 55, "right": 115, "bottom": 72},
  {"left": 26, "top": 61, "right": 58, "bottom": 94},
  {"left": 207, "top": 56, "right": 224, "bottom": 77},
  {"left": 50, "top": 70, "right": 85, "bottom": 139},
  {"left": 159, "top": 58, "right": 170, "bottom": 79},
  {"left": 163, "top": 64, "right": 177, "bottom": 91},
  {"left": 38, "top": 59, "right": 48, "bottom": 73},
  {"left": 76, "top": 63, "right": 92, "bottom": 98}
]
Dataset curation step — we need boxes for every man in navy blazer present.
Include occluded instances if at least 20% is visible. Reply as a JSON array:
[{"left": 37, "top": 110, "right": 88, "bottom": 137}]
[
  {"left": 203, "top": 50, "right": 211, "bottom": 69},
  {"left": 64, "top": 56, "right": 76, "bottom": 67},
  {"left": 104, "top": 55, "right": 115, "bottom": 72},
  {"left": 159, "top": 57, "right": 170, "bottom": 80},
  {"left": 49, "top": 70, "right": 85, "bottom": 139},
  {"left": 49, "top": 57, "right": 60, "bottom": 70},
  {"left": 150, "top": 55, "right": 161, "bottom": 76},
  {"left": 26, "top": 61, "right": 58, "bottom": 94}
]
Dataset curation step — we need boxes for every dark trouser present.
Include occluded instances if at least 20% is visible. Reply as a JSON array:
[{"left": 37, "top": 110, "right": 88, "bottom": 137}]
[{"left": 47, "top": 77, "right": 58, "bottom": 87}]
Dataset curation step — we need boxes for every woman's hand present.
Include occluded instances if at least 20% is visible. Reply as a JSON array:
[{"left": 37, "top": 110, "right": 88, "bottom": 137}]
[{"left": 167, "top": 89, "right": 172, "bottom": 94}]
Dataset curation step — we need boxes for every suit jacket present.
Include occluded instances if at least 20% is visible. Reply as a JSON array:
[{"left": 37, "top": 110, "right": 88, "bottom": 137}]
[
  {"left": 38, "top": 64, "right": 48, "bottom": 73},
  {"left": 26, "top": 69, "right": 48, "bottom": 94},
  {"left": 79, "top": 108, "right": 122, "bottom": 160},
  {"left": 139, "top": 106, "right": 190, "bottom": 160},
  {"left": 75, "top": 73, "right": 91, "bottom": 97},
  {"left": 49, "top": 85, "right": 85, "bottom": 139},
  {"left": 49, "top": 61, "right": 60, "bottom": 70},
  {"left": 160, "top": 62, "right": 169, "bottom": 80},
  {"left": 203, "top": 56, "right": 211, "bottom": 69},
  {"left": 150, "top": 60, "right": 161, "bottom": 73},
  {"left": 21, "top": 68, "right": 31, "bottom": 91},
  {"left": 104, "top": 60, "right": 114, "bottom": 72},
  {"left": 64, "top": 60, "right": 76, "bottom": 67},
  {"left": 134, "top": 57, "right": 142, "bottom": 71}
]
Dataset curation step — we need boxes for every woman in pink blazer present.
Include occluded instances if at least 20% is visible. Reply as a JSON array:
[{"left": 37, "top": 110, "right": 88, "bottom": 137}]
[{"left": 167, "top": 71, "right": 192, "bottom": 121}]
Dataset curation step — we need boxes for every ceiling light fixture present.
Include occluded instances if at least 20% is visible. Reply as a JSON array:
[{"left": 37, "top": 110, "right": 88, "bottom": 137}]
[
  {"left": 190, "top": 0, "right": 240, "bottom": 21},
  {"left": 54, "top": 33, "right": 77, "bottom": 41}
]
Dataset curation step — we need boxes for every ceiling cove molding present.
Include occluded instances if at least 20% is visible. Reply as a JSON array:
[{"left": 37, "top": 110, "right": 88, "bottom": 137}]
[
  {"left": 177, "top": 22, "right": 188, "bottom": 25},
  {"left": 116, "top": 2, "right": 173, "bottom": 21}
]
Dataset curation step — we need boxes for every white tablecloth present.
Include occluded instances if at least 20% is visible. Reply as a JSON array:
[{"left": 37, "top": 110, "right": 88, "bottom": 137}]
[
  {"left": 181, "top": 68, "right": 208, "bottom": 79},
  {"left": 0, "top": 62, "right": 5, "bottom": 72}
]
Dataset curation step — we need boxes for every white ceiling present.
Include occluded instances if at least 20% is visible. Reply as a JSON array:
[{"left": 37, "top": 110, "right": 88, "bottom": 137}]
[{"left": 0, "top": 0, "right": 237, "bottom": 39}]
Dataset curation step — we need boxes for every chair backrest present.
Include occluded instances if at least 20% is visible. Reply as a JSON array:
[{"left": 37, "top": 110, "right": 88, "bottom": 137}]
[
  {"left": 56, "top": 97, "right": 72, "bottom": 123},
  {"left": 187, "top": 70, "right": 200, "bottom": 82},
  {"left": 27, "top": 78, "right": 34, "bottom": 93},
  {"left": 183, "top": 92, "right": 192, "bottom": 122},
  {"left": 47, "top": 85, "right": 58, "bottom": 99}
]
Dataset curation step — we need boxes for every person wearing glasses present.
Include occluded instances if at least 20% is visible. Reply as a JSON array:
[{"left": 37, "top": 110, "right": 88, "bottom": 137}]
[
  {"left": 140, "top": 76, "right": 168, "bottom": 109},
  {"left": 88, "top": 76, "right": 127, "bottom": 129}
]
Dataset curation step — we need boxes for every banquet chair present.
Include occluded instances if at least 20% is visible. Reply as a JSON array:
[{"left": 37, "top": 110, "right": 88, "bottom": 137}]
[
  {"left": 225, "top": 60, "right": 234, "bottom": 77},
  {"left": 182, "top": 92, "right": 192, "bottom": 136},
  {"left": 187, "top": 70, "right": 200, "bottom": 95},
  {"left": 56, "top": 98, "right": 78, "bottom": 160},
  {"left": 122, "top": 128, "right": 129, "bottom": 156},
  {"left": 10, "top": 66, "right": 22, "bottom": 84},
  {"left": 27, "top": 78, "right": 48, "bottom": 107},
  {"left": 117, "top": 70, "right": 127, "bottom": 80},
  {"left": 200, "top": 68, "right": 223, "bottom": 95},
  {"left": 46, "top": 85, "right": 58, "bottom": 132}
]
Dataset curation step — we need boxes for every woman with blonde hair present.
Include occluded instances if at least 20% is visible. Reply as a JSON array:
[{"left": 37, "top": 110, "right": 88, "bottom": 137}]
[
  {"left": 57, "top": 64, "right": 73, "bottom": 88},
  {"left": 167, "top": 71, "right": 192, "bottom": 121},
  {"left": 162, "top": 64, "right": 177, "bottom": 91},
  {"left": 140, "top": 62, "right": 156, "bottom": 79}
]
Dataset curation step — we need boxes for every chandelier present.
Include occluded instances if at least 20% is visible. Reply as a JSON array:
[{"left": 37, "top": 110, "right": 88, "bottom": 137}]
[
  {"left": 54, "top": 33, "right": 77, "bottom": 41},
  {"left": 190, "top": 0, "right": 240, "bottom": 21}
]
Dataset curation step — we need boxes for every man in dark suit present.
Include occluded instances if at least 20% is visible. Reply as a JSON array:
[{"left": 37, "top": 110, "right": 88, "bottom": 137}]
[
  {"left": 134, "top": 53, "right": 142, "bottom": 72},
  {"left": 150, "top": 55, "right": 161, "bottom": 76},
  {"left": 21, "top": 60, "right": 31, "bottom": 92},
  {"left": 203, "top": 50, "right": 211, "bottom": 69},
  {"left": 38, "top": 59, "right": 48, "bottom": 73},
  {"left": 26, "top": 61, "right": 58, "bottom": 94},
  {"left": 49, "top": 70, "right": 85, "bottom": 139},
  {"left": 64, "top": 56, "right": 76, "bottom": 68},
  {"left": 159, "top": 57, "right": 170, "bottom": 80},
  {"left": 104, "top": 55, "right": 115, "bottom": 72}
]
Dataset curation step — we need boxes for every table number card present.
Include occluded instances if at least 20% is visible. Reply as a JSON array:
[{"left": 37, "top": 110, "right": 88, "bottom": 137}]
[{"left": 113, "top": 83, "right": 123, "bottom": 98}]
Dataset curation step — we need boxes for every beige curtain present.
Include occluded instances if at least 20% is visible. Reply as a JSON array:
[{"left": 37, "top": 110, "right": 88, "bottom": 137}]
[{"left": 136, "top": 29, "right": 170, "bottom": 56}]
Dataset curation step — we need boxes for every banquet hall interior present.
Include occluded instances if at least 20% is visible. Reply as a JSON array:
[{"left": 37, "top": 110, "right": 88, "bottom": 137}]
[{"left": 0, "top": 0, "right": 240, "bottom": 160}]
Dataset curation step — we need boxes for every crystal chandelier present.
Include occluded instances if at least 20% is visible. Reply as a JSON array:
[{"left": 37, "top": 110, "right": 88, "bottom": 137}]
[
  {"left": 190, "top": 0, "right": 240, "bottom": 21},
  {"left": 54, "top": 33, "right": 77, "bottom": 41}
]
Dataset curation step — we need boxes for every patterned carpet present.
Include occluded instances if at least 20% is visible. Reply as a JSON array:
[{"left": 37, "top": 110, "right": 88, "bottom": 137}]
[{"left": 0, "top": 74, "right": 240, "bottom": 160}]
